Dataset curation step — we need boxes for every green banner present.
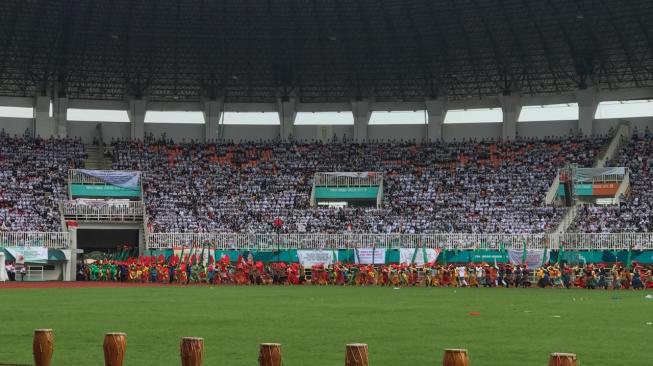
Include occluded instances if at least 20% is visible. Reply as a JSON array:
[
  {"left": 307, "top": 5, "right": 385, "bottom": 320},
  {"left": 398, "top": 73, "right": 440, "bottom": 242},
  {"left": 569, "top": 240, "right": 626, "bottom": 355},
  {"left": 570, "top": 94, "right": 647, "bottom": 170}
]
[
  {"left": 71, "top": 184, "right": 141, "bottom": 198},
  {"left": 314, "top": 186, "right": 379, "bottom": 199},
  {"left": 556, "top": 183, "right": 593, "bottom": 197}
]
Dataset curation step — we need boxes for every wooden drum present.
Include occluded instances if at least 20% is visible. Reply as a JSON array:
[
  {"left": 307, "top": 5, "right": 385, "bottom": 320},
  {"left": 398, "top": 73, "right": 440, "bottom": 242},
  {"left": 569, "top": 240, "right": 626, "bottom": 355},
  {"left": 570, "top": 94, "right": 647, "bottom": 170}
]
[
  {"left": 180, "top": 337, "right": 204, "bottom": 366},
  {"left": 443, "top": 349, "right": 469, "bottom": 366},
  {"left": 103, "top": 332, "right": 127, "bottom": 366},
  {"left": 548, "top": 353, "right": 578, "bottom": 366},
  {"left": 345, "top": 343, "right": 369, "bottom": 366},
  {"left": 259, "top": 343, "right": 282, "bottom": 366},
  {"left": 33, "top": 329, "right": 54, "bottom": 366}
]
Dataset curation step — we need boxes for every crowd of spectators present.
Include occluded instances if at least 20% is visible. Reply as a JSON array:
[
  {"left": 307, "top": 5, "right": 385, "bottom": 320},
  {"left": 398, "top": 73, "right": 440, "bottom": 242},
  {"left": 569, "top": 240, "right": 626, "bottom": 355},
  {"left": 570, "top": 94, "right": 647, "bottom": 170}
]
[
  {"left": 0, "top": 130, "right": 85, "bottom": 231},
  {"left": 110, "top": 133, "right": 607, "bottom": 234},
  {"left": 570, "top": 127, "right": 653, "bottom": 233}
]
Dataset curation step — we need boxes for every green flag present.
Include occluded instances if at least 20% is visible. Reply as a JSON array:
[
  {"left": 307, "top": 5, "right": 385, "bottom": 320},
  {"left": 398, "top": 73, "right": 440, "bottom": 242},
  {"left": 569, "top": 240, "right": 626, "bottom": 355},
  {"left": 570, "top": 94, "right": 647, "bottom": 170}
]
[
  {"left": 557, "top": 243, "right": 564, "bottom": 264},
  {"left": 411, "top": 248, "right": 419, "bottom": 264},
  {"left": 540, "top": 244, "right": 548, "bottom": 267},
  {"left": 521, "top": 241, "right": 528, "bottom": 265},
  {"left": 626, "top": 246, "right": 633, "bottom": 269}
]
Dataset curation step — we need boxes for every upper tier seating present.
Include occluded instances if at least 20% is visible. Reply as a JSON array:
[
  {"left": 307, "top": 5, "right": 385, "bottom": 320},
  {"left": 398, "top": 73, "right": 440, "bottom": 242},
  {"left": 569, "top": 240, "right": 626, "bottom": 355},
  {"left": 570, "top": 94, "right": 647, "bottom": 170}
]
[
  {"left": 111, "top": 134, "right": 607, "bottom": 234},
  {"left": 0, "top": 131, "right": 85, "bottom": 231}
]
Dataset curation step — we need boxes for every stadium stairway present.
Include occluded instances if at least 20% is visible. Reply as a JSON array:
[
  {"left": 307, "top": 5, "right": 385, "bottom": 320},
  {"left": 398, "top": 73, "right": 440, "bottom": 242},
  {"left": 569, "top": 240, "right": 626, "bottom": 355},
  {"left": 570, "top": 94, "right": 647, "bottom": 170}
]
[
  {"left": 594, "top": 120, "right": 630, "bottom": 168},
  {"left": 83, "top": 144, "right": 112, "bottom": 170}
]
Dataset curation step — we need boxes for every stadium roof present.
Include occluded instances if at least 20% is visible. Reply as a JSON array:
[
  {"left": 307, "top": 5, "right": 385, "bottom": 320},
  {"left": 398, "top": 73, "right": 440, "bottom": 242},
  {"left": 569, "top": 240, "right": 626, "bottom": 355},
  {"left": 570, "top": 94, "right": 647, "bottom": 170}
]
[{"left": 1, "top": 0, "right": 652, "bottom": 103}]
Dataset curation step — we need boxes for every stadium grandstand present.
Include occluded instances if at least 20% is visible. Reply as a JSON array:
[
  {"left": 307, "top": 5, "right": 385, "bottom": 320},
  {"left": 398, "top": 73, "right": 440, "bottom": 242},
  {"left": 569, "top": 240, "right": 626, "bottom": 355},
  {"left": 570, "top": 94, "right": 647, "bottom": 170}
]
[
  {"left": 2, "top": 1, "right": 653, "bottom": 365},
  {"left": 0, "top": 0, "right": 651, "bottom": 280}
]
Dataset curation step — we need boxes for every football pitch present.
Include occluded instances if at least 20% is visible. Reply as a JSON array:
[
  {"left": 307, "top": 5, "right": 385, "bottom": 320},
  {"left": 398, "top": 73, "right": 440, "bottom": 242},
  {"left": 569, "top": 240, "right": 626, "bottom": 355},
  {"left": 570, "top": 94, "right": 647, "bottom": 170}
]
[{"left": 0, "top": 285, "right": 651, "bottom": 365}]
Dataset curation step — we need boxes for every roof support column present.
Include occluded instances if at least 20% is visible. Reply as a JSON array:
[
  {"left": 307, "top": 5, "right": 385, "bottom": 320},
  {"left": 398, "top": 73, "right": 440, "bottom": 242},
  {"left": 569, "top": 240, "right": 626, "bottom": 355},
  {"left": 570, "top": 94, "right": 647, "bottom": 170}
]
[
  {"left": 425, "top": 98, "right": 446, "bottom": 141},
  {"left": 278, "top": 97, "right": 296, "bottom": 141},
  {"left": 53, "top": 96, "right": 68, "bottom": 138},
  {"left": 129, "top": 98, "right": 147, "bottom": 141},
  {"left": 500, "top": 93, "right": 521, "bottom": 141},
  {"left": 203, "top": 98, "right": 223, "bottom": 142},
  {"left": 34, "top": 95, "right": 54, "bottom": 138},
  {"left": 352, "top": 99, "right": 371, "bottom": 142},
  {"left": 576, "top": 88, "right": 598, "bottom": 136}
]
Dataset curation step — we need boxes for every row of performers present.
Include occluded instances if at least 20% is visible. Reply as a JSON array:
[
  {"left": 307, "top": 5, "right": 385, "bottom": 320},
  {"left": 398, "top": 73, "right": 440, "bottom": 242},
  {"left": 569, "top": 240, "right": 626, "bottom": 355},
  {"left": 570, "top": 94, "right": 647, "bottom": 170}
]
[{"left": 78, "top": 256, "right": 653, "bottom": 289}]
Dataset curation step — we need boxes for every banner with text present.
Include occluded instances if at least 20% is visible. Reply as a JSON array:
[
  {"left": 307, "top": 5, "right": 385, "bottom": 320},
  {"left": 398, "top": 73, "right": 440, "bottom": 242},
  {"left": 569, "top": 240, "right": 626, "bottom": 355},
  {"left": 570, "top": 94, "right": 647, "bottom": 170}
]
[
  {"left": 78, "top": 170, "right": 141, "bottom": 189},
  {"left": 508, "top": 249, "right": 550, "bottom": 268},
  {"left": 399, "top": 248, "right": 441, "bottom": 265},
  {"left": 355, "top": 248, "right": 386, "bottom": 264},
  {"left": 5, "top": 247, "right": 48, "bottom": 264},
  {"left": 297, "top": 250, "right": 335, "bottom": 267}
]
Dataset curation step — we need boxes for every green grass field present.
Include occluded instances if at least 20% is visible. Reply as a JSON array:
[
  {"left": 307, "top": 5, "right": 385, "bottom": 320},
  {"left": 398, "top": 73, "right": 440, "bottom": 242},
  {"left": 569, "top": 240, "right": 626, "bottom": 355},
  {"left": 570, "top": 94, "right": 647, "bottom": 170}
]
[{"left": 0, "top": 286, "right": 651, "bottom": 365}]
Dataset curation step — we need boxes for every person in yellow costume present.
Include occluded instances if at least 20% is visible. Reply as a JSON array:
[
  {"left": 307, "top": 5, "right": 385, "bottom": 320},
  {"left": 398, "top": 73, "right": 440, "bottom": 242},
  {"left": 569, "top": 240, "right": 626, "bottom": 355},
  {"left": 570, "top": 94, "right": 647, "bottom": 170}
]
[{"left": 129, "top": 264, "right": 138, "bottom": 282}]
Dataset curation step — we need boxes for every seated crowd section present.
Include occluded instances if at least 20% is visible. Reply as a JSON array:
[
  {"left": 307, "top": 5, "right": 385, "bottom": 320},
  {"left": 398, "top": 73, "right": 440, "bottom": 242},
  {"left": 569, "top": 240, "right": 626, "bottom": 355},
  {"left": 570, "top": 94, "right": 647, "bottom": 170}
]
[
  {"left": 110, "top": 134, "right": 608, "bottom": 234},
  {"left": 570, "top": 128, "right": 653, "bottom": 233},
  {"left": 0, "top": 130, "right": 85, "bottom": 231}
]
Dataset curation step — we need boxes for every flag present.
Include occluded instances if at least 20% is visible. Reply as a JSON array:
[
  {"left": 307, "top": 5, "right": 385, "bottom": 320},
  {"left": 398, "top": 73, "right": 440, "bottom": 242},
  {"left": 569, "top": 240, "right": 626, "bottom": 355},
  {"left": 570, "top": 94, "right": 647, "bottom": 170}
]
[
  {"left": 541, "top": 244, "right": 548, "bottom": 267},
  {"left": 410, "top": 248, "right": 419, "bottom": 264},
  {"left": 178, "top": 247, "right": 185, "bottom": 268},
  {"left": 521, "top": 241, "right": 528, "bottom": 265},
  {"left": 557, "top": 243, "right": 564, "bottom": 264}
]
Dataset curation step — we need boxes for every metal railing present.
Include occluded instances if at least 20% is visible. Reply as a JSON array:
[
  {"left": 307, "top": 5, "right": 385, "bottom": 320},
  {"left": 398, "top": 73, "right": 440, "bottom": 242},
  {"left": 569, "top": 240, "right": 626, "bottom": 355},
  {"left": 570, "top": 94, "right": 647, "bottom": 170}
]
[
  {"left": 558, "top": 233, "right": 653, "bottom": 250},
  {"left": 0, "top": 232, "right": 70, "bottom": 248},
  {"left": 314, "top": 172, "right": 383, "bottom": 187},
  {"left": 60, "top": 200, "right": 145, "bottom": 222},
  {"left": 146, "top": 232, "right": 653, "bottom": 250}
]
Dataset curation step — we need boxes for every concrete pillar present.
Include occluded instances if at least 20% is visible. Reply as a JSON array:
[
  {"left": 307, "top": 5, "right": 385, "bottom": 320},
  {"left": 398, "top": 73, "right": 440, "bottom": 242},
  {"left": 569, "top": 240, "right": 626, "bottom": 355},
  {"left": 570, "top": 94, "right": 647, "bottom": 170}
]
[
  {"left": 34, "top": 95, "right": 54, "bottom": 138},
  {"left": 129, "top": 99, "right": 147, "bottom": 141},
  {"left": 500, "top": 93, "right": 522, "bottom": 141},
  {"left": 53, "top": 97, "right": 68, "bottom": 138},
  {"left": 277, "top": 97, "right": 296, "bottom": 140},
  {"left": 352, "top": 100, "right": 371, "bottom": 142},
  {"left": 64, "top": 227, "right": 78, "bottom": 281},
  {"left": 577, "top": 88, "right": 598, "bottom": 136},
  {"left": 203, "top": 99, "right": 223, "bottom": 141},
  {"left": 425, "top": 98, "right": 446, "bottom": 141}
]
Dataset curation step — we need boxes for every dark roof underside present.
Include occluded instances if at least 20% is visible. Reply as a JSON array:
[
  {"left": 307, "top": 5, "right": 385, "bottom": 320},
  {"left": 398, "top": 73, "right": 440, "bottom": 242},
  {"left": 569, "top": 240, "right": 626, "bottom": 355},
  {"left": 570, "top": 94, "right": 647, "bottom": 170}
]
[{"left": 0, "top": 0, "right": 652, "bottom": 103}]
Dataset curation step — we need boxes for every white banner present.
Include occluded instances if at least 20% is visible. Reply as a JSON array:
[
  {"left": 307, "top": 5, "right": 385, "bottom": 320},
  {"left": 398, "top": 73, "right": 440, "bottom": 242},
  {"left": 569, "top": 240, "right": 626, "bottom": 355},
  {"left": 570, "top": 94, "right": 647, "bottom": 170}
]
[
  {"left": 399, "top": 248, "right": 441, "bottom": 265},
  {"left": 355, "top": 248, "right": 386, "bottom": 264},
  {"left": 5, "top": 247, "right": 48, "bottom": 264},
  {"left": 297, "top": 250, "right": 335, "bottom": 267},
  {"left": 508, "top": 249, "right": 550, "bottom": 268},
  {"left": 0, "top": 252, "right": 7, "bottom": 281}
]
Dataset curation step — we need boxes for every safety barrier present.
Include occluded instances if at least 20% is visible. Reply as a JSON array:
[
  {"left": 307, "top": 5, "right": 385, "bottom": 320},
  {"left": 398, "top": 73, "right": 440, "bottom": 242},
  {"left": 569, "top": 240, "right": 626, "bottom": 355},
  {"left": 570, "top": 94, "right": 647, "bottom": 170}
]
[
  {"left": 0, "top": 232, "right": 69, "bottom": 249},
  {"left": 314, "top": 172, "right": 383, "bottom": 187},
  {"left": 146, "top": 232, "right": 653, "bottom": 250},
  {"left": 27, "top": 329, "right": 579, "bottom": 366}
]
